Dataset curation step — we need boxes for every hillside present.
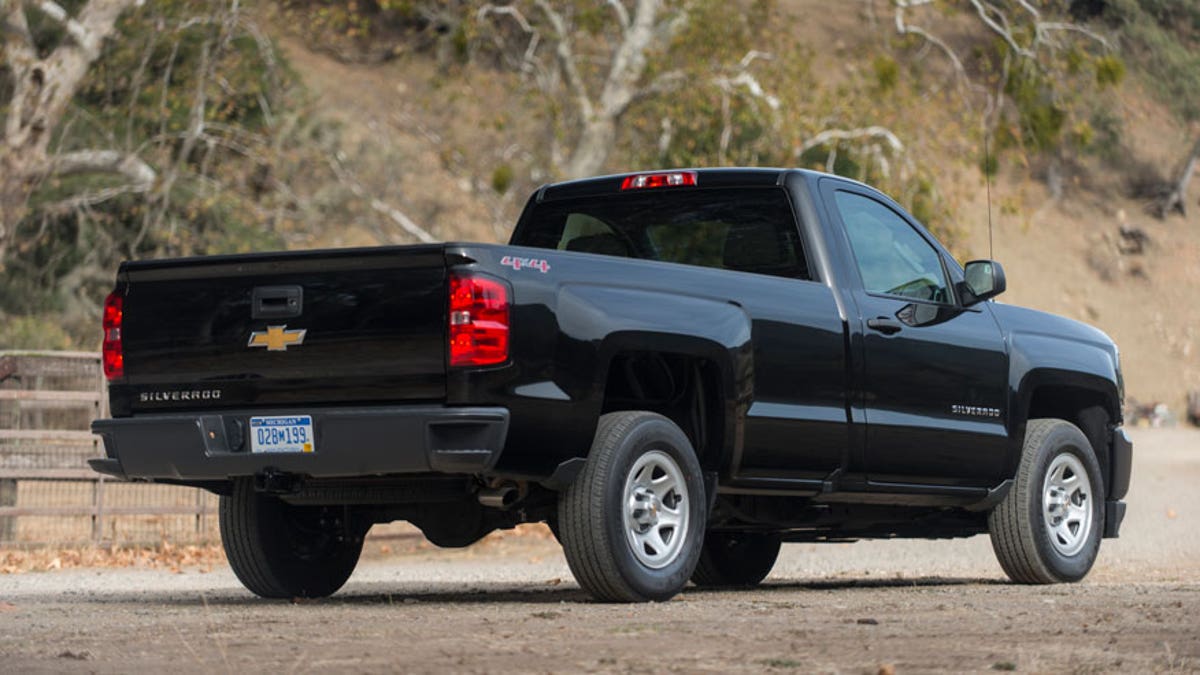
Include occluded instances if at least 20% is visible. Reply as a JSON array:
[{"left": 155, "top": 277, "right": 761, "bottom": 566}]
[
  {"left": 1, "top": 0, "right": 1196, "bottom": 416},
  {"left": 270, "top": 1, "right": 1200, "bottom": 415}
]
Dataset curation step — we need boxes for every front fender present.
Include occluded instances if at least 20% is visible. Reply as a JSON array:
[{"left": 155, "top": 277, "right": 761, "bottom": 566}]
[{"left": 1010, "top": 334, "right": 1122, "bottom": 425}]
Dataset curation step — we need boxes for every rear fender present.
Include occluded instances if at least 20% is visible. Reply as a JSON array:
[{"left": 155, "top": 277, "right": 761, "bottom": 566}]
[{"left": 556, "top": 284, "right": 753, "bottom": 469}]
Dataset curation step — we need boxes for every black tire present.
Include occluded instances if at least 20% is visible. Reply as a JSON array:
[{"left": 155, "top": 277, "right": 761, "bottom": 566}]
[
  {"left": 219, "top": 478, "right": 364, "bottom": 599},
  {"left": 989, "top": 418, "right": 1105, "bottom": 584},
  {"left": 558, "top": 411, "right": 706, "bottom": 602},
  {"left": 691, "top": 531, "right": 782, "bottom": 587}
]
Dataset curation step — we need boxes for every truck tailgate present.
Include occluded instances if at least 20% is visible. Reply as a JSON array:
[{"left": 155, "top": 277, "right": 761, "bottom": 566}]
[{"left": 114, "top": 245, "right": 447, "bottom": 413}]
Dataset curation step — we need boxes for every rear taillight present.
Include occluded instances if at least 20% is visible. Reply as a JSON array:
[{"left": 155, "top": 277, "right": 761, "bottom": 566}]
[
  {"left": 620, "top": 171, "right": 697, "bottom": 190},
  {"left": 102, "top": 290, "right": 124, "bottom": 380},
  {"left": 448, "top": 273, "right": 510, "bottom": 367}
]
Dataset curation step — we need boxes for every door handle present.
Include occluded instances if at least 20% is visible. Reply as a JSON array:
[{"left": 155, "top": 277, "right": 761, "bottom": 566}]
[
  {"left": 867, "top": 317, "right": 903, "bottom": 335},
  {"left": 252, "top": 285, "right": 303, "bottom": 319}
]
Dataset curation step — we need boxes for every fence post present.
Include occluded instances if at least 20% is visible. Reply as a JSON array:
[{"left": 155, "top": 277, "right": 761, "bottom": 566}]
[
  {"left": 93, "top": 474, "right": 106, "bottom": 543},
  {"left": 0, "top": 478, "right": 15, "bottom": 541}
]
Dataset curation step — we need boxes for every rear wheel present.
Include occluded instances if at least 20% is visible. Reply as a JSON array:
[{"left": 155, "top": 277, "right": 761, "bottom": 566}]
[
  {"left": 558, "top": 411, "right": 706, "bottom": 602},
  {"left": 219, "top": 479, "right": 364, "bottom": 599},
  {"left": 989, "top": 418, "right": 1105, "bottom": 584},
  {"left": 691, "top": 531, "right": 781, "bottom": 587}
]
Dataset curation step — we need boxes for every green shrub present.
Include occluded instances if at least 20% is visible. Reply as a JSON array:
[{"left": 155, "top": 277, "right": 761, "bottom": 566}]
[
  {"left": 1094, "top": 55, "right": 1126, "bottom": 87},
  {"left": 0, "top": 316, "right": 79, "bottom": 351},
  {"left": 491, "top": 164, "right": 514, "bottom": 195},
  {"left": 873, "top": 55, "right": 900, "bottom": 93}
]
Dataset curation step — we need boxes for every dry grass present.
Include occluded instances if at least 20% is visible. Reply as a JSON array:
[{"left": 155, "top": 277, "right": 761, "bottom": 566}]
[
  {"left": 2, "top": 522, "right": 558, "bottom": 573},
  {"left": 0, "top": 540, "right": 226, "bottom": 574}
]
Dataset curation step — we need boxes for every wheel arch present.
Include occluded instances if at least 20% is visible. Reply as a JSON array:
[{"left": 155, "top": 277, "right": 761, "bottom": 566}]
[
  {"left": 596, "top": 331, "right": 751, "bottom": 475},
  {"left": 1016, "top": 368, "right": 1122, "bottom": 497}
]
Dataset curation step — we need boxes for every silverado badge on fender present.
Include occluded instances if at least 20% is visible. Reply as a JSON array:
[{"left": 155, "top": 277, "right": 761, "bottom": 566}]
[{"left": 247, "top": 325, "right": 306, "bottom": 352}]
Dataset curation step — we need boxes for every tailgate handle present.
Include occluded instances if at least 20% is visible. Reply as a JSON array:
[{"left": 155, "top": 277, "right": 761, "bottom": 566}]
[{"left": 252, "top": 285, "right": 303, "bottom": 319}]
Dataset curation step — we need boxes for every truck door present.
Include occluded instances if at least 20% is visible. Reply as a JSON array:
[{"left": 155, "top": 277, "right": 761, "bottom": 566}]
[{"left": 820, "top": 180, "right": 1010, "bottom": 486}]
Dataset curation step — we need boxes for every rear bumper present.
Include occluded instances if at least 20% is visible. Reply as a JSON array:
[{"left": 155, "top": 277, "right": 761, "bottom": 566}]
[{"left": 90, "top": 405, "right": 509, "bottom": 481}]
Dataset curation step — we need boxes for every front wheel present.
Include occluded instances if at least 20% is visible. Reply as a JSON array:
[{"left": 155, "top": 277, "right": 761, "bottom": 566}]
[
  {"left": 220, "top": 479, "right": 364, "bottom": 598},
  {"left": 989, "top": 418, "right": 1105, "bottom": 584},
  {"left": 558, "top": 411, "right": 706, "bottom": 602}
]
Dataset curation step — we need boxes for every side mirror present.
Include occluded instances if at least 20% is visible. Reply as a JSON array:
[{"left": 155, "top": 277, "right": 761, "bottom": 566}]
[{"left": 959, "top": 260, "right": 1006, "bottom": 306}]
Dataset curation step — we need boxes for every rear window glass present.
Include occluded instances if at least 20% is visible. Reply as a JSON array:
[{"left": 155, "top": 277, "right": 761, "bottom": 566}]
[{"left": 512, "top": 188, "right": 809, "bottom": 280}]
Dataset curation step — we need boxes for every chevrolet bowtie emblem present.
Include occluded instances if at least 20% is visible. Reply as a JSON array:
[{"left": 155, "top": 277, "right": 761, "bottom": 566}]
[{"left": 248, "top": 325, "right": 307, "bottom": 352}]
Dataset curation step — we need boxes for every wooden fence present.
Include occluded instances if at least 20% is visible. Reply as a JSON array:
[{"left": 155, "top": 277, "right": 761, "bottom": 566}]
[{"left": 0, "top": 351, "right": 217, "bottom": 546}]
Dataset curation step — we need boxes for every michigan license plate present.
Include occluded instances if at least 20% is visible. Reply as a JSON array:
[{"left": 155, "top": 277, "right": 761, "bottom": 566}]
[{"left": 249, "top": 415, "right": 315, "bottom": 454}]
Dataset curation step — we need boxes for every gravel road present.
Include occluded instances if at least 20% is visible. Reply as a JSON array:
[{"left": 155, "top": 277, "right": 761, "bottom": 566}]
[{"left": 1, "top": 428, "right": 1197, "bottom": 673}]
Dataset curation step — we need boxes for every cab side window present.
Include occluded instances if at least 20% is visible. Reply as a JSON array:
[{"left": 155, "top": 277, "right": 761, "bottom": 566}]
[{"left": 834, "top": 191, "right": 951, "bottom": 304}]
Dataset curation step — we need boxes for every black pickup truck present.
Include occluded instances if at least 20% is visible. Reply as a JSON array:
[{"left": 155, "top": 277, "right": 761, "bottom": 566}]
[{"left": 91, "top": 168, "right": 1131, "bottom": 602}]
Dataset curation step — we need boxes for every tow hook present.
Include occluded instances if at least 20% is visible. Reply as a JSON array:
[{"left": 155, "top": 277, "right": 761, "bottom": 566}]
[{"left": 254, "top": 468, "right": 302, "bottom": 494}]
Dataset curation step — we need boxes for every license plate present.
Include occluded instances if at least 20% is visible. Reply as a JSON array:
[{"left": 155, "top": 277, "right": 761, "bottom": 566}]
[{"left": 249, "top": 415, "right": 315, "bottom": 454}]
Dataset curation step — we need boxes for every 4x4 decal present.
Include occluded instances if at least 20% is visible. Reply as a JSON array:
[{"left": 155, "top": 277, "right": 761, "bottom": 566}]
[{"left": 500, "top": 256, "right": 550, "bottom": 273}]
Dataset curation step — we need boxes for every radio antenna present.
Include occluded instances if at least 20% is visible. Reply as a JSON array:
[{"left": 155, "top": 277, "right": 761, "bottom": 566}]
[{"left": 984, "top": 129, "right": 994, "bottom": 260}]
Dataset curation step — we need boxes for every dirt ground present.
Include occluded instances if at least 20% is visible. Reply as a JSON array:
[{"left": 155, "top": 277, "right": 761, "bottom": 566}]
[{"left": 1, "top": 427, "right": 1198, "bottom": 673}]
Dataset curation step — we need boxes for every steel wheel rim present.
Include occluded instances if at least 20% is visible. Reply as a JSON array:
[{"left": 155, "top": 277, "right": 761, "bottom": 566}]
[
  {"left": 1042, "top": 452, "right": 1093, "bottom": 557},
  {"left": 623, "top": 449, "right": 690, "bottom": 570}
]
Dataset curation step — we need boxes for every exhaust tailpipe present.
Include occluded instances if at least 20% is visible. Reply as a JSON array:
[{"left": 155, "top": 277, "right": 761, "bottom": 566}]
[{"left": 477, "top": 485, "right": 518, "bottom": 509}]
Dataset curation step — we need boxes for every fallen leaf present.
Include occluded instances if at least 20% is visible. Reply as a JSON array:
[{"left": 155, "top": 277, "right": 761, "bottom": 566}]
[
  {"left": 878, "top": 665, "right": 896, "bottom": 675},
  {"left": 0, "top": 602, "right": 17, "bottom": 612}
]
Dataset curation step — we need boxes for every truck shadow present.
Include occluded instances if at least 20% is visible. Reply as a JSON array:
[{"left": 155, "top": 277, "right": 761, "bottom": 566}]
[
  {"left": 68, "top": 575, "right": 1002, "bottom": 607},
  {"left": 693, "top": 575, "right": 1005, "bottom": 595}
]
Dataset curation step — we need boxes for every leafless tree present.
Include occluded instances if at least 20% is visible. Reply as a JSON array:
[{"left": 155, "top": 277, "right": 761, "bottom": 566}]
[
  {"left": 890, "top": 0, "right": 1112, "bottom": 130},
  {"left": 795, "top": 126, "right": 909, "bottom": 181},
  {"left": 1154, "top": 136, "right": 1200, "bottom": 219},
  {"left": 479, "top": 0, "right": 689, "bottom": 179},
  {"left": 1, "top": 0, "right": 146, "bottom": 264}
]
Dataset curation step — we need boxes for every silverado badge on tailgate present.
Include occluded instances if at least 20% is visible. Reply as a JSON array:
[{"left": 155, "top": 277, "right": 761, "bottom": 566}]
[{"left": 247, "top": 325, "right": 306, "bottom": 352}]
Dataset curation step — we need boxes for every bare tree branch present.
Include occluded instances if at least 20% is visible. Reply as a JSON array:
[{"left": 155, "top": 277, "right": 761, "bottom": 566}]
[
  {"left": 1015, "top": 0, "right": 1040, "bottom": 21},
  {"left": 796, "top": 126, "right": 905, "bottom": 158},
  {"left": 478, "top": 0, "right": 689, "bottom": 179},
  {"left": 2, "top": 0, "right": 140, "bottom": 261},
  {"left": 632, "top": 69, "right": 686, "bottom": 102},
  {"left": 738, "top": 50, "right": 773, "bottom": 69},
  {"left": 2, "top": 5, "right": 38, "bottom": 142},
  {"left": 32, "top": 0, "right": 103, "bottom": 57},
  {"left": 39, "top": 182, "right": 152, "bottom": 215},
  {"left": 2, "top": 2, "right": 35, "bottom": 48},
  {"left": 1154, "top": 136, "right": 1200, "bottom": 219},
  {"left": 53, "top": 149, "right": 156, "bottom": 186},
  {"left": 328, "top": 154, "right": 437, "bottom": 244},
  {"left": 709, "top": 50, "right": 781, "bottom": 165},
  {"left": 1037, "top": 22, "right": 1113, "bottom": 51},
  {"left": 477, "top": 4, "right": 534, "bottom": 33},
  {"left": 35, "top": 0, "right": 140, "bottom": 142},
  {"left": 597, "top": 0, "right": 662, "bottom": 117},
  {"left": 894, "top": 0, "right": 974, "bottom": 102},
  {"left": 714, "top": 71, "right": 781, "bottom": 112},
  {"left": 605, "top": 0, "right": 630, "bottom": 33},
  {"left": 968, "top": 0, "right": 1032, "bottom": 59},
  {"left": 533, "top": 0, "right": 594, "bottom": 122}
]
